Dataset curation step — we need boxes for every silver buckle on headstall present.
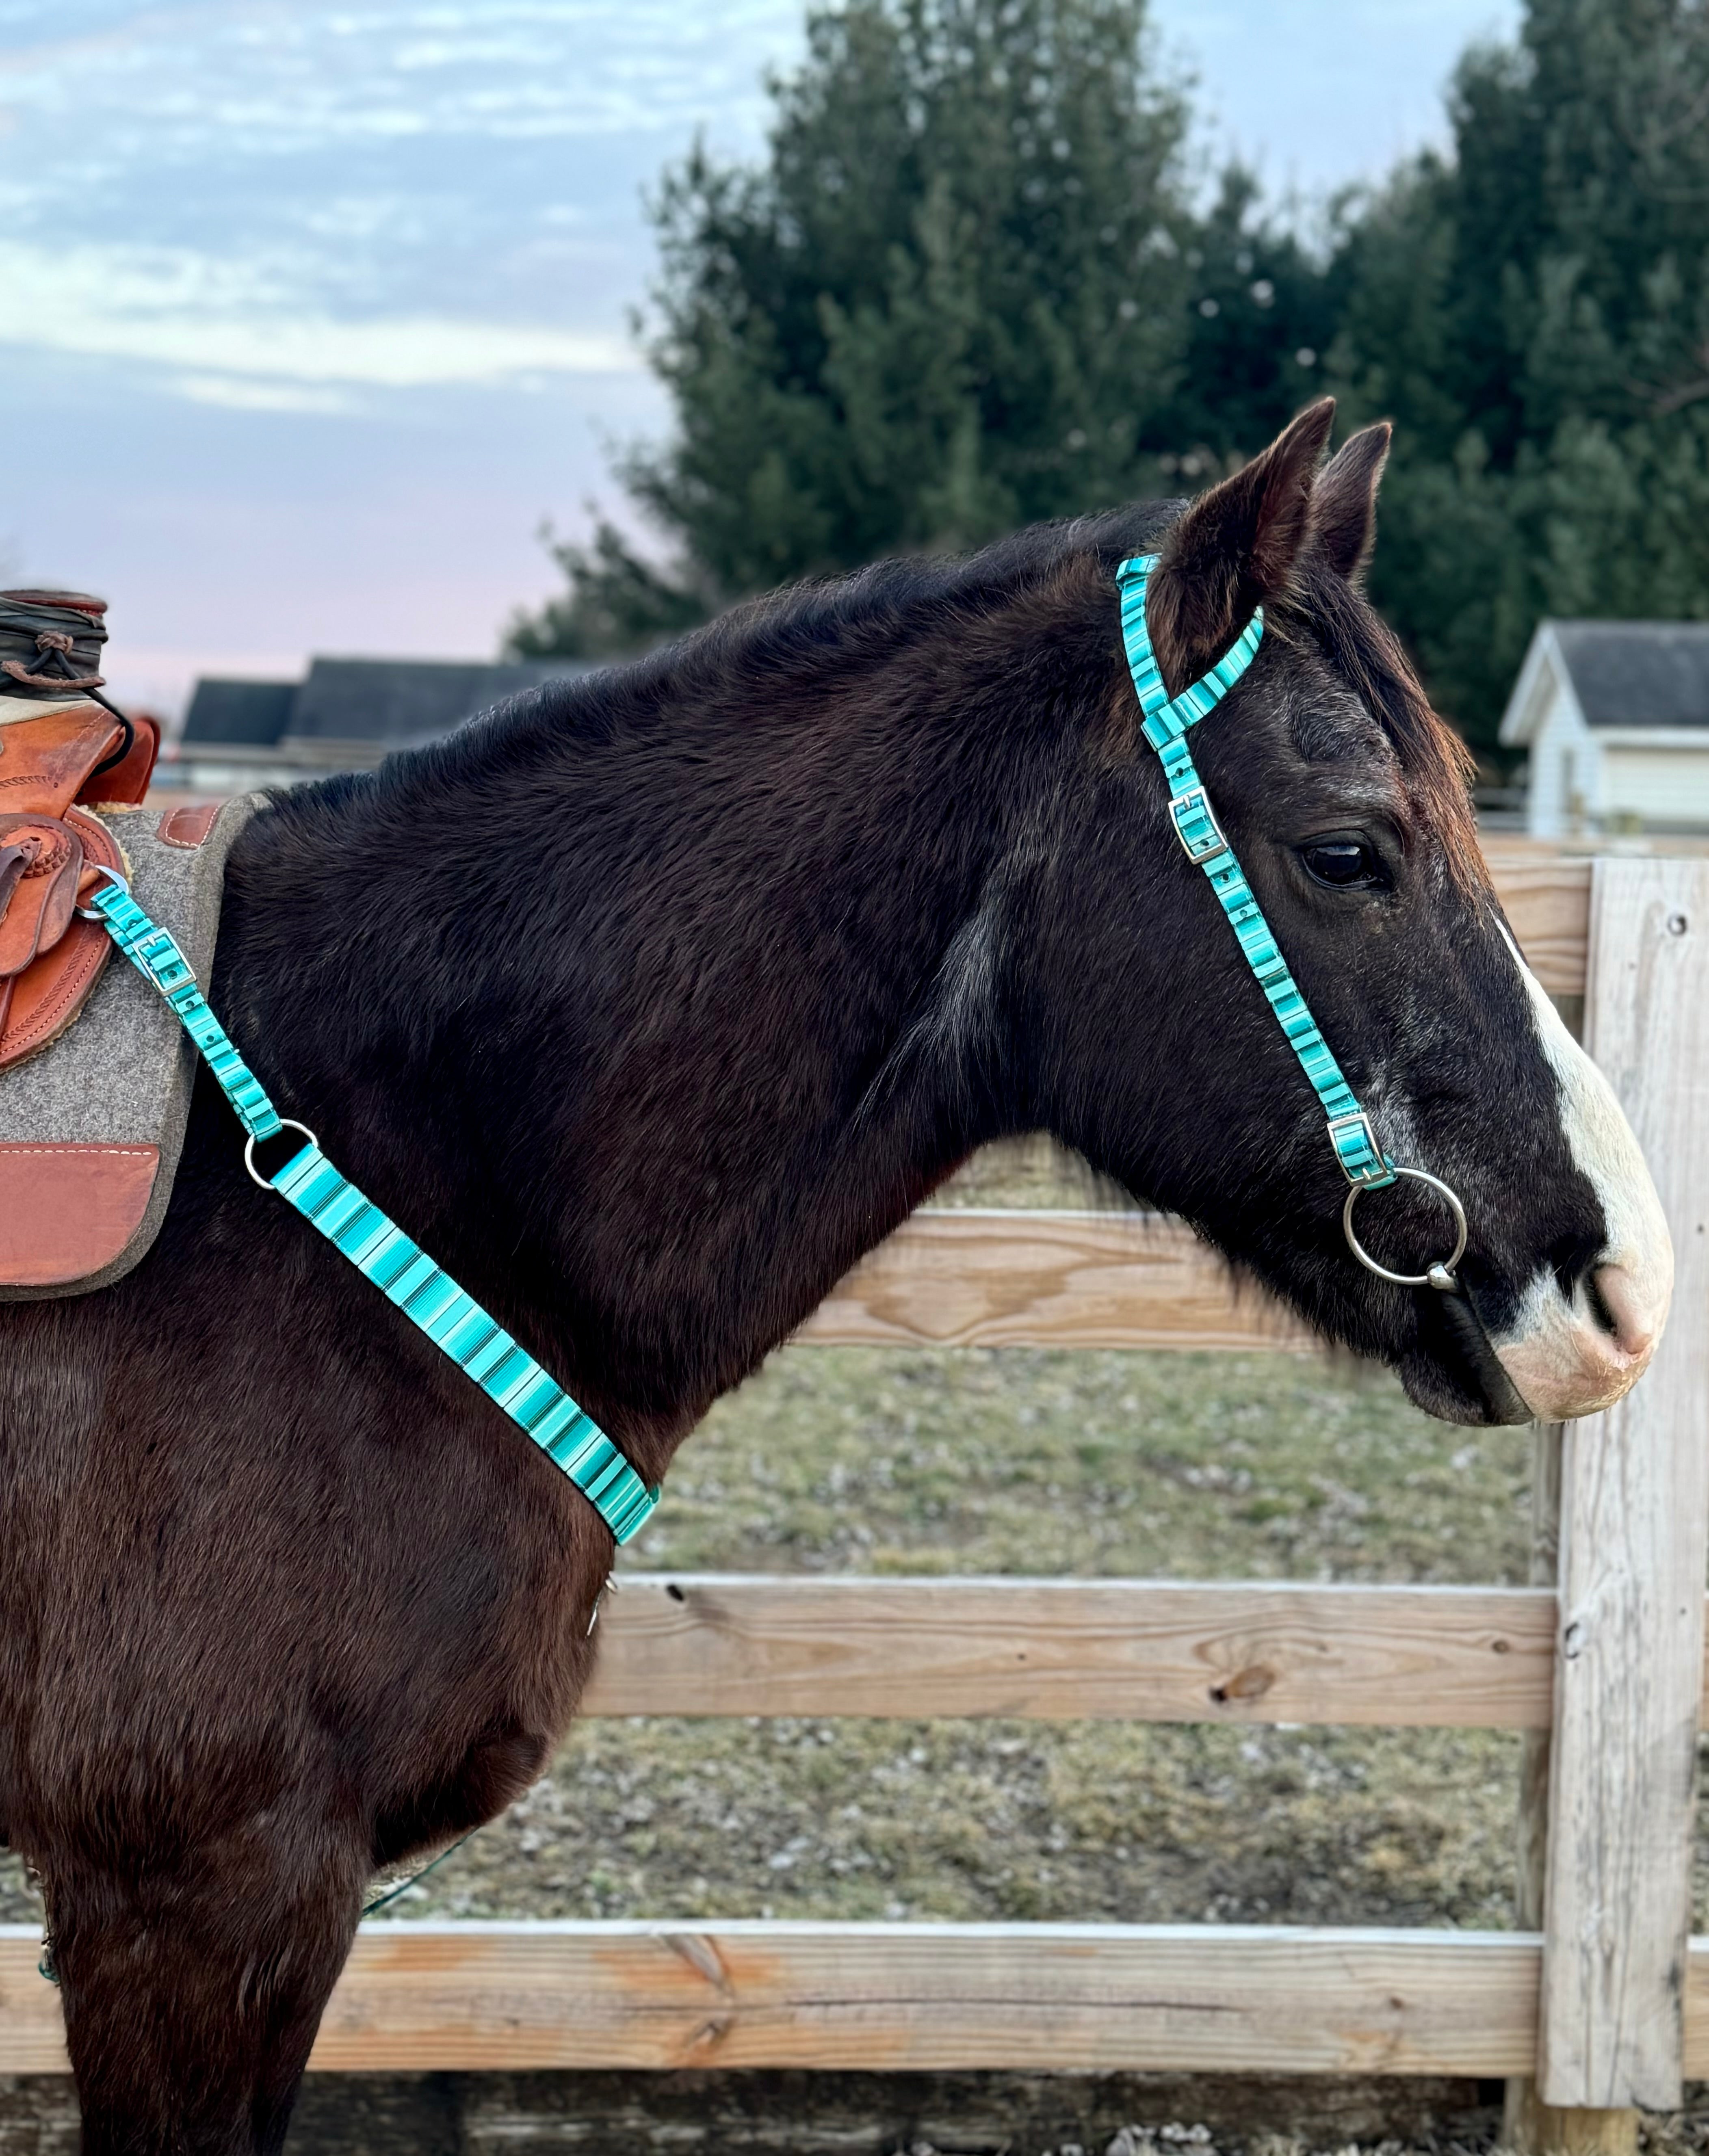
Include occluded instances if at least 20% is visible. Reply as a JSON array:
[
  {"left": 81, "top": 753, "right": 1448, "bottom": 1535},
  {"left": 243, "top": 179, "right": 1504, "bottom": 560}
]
[
  {"left": 1169, "top": 786, "right": 1229, "bottom": 865},
  {"left": 1326, "top": 1109, "right": 1391, "bottom": 1187}
]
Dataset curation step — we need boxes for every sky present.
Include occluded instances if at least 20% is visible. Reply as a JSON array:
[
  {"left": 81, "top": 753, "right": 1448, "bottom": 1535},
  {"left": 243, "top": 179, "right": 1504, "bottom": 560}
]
[{"left": 0, "top": 0, "right": 1521, "bottom": 719}]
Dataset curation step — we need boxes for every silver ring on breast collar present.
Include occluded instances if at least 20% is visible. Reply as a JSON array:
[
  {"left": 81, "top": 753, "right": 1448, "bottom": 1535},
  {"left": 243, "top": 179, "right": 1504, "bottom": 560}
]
[
  {"left": 244, "top": 1119, "right": 319, "bottom": 1191},
  {"left": 1343, "top": 1167, "right": 1469, "bottom": 1292}
]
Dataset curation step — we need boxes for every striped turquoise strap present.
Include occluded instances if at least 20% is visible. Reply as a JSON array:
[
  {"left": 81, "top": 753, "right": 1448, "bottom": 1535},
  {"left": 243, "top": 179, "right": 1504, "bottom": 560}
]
[
  {"left": 87, "top": 878, "right": 660, "bottom": 1545},
  {"left": 271, "top": 1143, "right": 658, "bottom": 1543},
  {"left": 1116, "top": 553, "right": 1395, "bottom": 1191},
  {"left": 95, "top": 883, "right": 284, "bottom": 1142}
]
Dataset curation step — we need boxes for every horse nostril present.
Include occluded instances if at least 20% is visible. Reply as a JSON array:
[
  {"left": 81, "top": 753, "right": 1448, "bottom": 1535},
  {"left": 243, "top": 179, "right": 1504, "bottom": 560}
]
[{"left": 1589, "top": 1262, "right": 1657, "bottom": 1363}]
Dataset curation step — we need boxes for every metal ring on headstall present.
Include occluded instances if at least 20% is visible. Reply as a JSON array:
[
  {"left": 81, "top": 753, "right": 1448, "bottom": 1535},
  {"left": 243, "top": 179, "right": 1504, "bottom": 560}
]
[
  {"left": 1343, "top": 1167, "right": 1469, "bottom": 1294},
  {"left": 245, "top": 1120, "right": 319, "bottom": 1191}
]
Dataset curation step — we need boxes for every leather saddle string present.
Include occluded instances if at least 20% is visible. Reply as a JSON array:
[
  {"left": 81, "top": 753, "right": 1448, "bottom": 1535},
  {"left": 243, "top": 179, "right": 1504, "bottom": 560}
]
[
  {"left": 0, "top": 710, "right": 127, "bottom": 1067},
  {"left": 0, "top": 837, "right": 33, "bottom": 918}
]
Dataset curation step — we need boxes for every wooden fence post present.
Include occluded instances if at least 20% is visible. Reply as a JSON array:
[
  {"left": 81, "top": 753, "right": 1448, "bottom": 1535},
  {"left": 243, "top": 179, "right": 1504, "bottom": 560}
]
[
  {"left": 1537, "top": 860, "right": 1709, "bottom": 2121},
  {"left": 1505, "top": 1428, "right": 1637, "bottom": 2155}
]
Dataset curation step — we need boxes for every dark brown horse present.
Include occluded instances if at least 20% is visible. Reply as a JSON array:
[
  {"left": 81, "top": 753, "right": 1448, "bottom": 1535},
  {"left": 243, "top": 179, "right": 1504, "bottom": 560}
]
[{"left": 0, "top": 402, "right": 1669, "bottom": 2152}]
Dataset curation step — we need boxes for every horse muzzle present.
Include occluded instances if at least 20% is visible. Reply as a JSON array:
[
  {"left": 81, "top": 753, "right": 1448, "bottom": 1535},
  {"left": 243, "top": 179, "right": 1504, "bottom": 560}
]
[
  {"left": 1489, "top": 1253, "right": 1672, "bottom": 1421},
  {"left": 1343, "top": 1153, "right": 1672, "bottom": 1425}
]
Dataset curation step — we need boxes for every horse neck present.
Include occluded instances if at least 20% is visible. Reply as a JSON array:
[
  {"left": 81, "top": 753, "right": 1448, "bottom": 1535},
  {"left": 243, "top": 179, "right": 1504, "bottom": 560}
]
[{"left": 219, "top": 655, "right": 1051, "bottom": 1459}]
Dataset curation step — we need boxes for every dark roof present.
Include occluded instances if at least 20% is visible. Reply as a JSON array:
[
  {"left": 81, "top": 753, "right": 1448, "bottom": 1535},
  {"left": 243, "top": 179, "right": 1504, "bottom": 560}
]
[
  {"left": 182, "top": 678, "right": 297, "bottom": 746},
  {"left": 179, "top": 656, "right": 596, "bottom": 751},
  {"left": 1553, "top": 621, "right": 1709, "bottom": 728},
  {"left": 283, "top": 658, "right": 587, "bottom": 745}
]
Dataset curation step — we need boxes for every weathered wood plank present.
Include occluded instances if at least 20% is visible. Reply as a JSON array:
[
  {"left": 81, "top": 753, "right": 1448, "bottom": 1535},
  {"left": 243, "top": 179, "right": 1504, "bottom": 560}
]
[
  {"left": 0, "top": 1923, "right": 1542, "bottom": 2076},
  {"left": 795, "top": 1209, "right": 1316, "bottom": 1351},
  {"left": 0, "top": 1933, "right": 64, "bottom": 2073},
  {"left": 1540, "top": 861, "right": 1709, "bottom": 2113},
  {"left": 6, "top": 1923, "right": 1709, "bottom": 2078},
  {"left": 1486, "top": 857, "right": 1592, "bottom": 998},
  {"left": 585, "top": 1576, "right": 1557, "bottom": 1727},
  {"left": 1504, "top": 1424, "right": 1582, "bottom": 2154},
  {"left": 1503, "top": 1431, "right": 1642, "bottom": 2154},
  {"left": 13, "top": 1924, "right": 1709, "bottom": 2079},
  {"left": 310, "top": 1925, "right": 1547, "bottom": 2076}
]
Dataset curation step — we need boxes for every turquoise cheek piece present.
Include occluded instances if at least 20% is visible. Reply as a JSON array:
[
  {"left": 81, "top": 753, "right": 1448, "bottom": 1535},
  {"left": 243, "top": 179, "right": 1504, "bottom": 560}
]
[
  {"left": 86, "top": 878, "right": 660, "bottom": 1546},
  {"left": 1116, "top": 552, "right": 1397, "bottom": 1194}
]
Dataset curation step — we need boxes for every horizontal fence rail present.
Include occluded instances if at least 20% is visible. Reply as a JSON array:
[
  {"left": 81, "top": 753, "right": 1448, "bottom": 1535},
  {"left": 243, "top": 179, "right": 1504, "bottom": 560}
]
[
  {"left": 584, "top": 1575, "right": 1562, "bottom": 1727},
  {"left": 585, "top": 1575, "right": 1709, "bottom": 1728},
  {"left": 7, "top": 1921, "right": 1709, "bottom": 2077},
  {"left": 797, "top": 1209, "right": 1314, "bottom": 1352},
  {"left": 1481, "top": 854, "right": 1589, "bottom": 998}
]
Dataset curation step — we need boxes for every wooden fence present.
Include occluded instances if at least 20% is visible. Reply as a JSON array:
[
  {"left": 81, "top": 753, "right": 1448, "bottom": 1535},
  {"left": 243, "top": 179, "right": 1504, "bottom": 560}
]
[{"left": 2, "top": 854, "right": 1705, "bottom": 2154}]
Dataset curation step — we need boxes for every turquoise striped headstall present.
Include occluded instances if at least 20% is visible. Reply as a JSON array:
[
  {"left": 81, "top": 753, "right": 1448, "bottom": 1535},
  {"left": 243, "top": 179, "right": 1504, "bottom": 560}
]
[
  {"left": 82, "top": 876, "right": 660, "bottom": 1545},
  {"left": 1117, "top": 552, "right": 1468, "bottom": 1292}
]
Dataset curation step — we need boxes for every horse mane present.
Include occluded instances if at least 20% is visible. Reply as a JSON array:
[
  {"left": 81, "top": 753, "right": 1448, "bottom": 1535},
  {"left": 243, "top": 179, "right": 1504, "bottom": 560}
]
[
  {"left": 369, "top": 503, "right": 1480, "bottom": 906},
  {"left": 576, "top": 505, "right": 1166, "bottom": 719}
]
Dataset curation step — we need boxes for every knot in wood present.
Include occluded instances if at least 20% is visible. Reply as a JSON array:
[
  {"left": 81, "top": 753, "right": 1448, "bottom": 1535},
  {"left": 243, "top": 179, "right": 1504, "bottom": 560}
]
[{"left": 1210, "top": 1663, "right": 1276, "bottom": 1705}]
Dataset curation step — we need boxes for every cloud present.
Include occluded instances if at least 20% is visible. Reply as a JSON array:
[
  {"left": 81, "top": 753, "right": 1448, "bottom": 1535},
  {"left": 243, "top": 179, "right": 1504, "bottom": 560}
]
[
  {"left": 171, "top": 374, "right": 362, "bottom": 413},
  {"left": 0, "top": 238, "right": 637, "bottom": 390},
  {"left": 0, "top": 2, "right": 798, "bottom": 156}
]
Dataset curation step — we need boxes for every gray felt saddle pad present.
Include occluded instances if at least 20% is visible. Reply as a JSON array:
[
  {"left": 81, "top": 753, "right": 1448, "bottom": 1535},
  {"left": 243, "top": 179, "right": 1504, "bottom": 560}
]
[{"left": 0, "top": 794, "right": 261, "bottom": 1298}]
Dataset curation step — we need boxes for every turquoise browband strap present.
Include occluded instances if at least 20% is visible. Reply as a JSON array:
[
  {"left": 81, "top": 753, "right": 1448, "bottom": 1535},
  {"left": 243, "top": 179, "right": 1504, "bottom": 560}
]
[
  {"left": 1117, "top": 553, "right": 1396, "bottom": 1192},
  {"left": 86, "top": 879, "right": 660, "bottom": 1546}
]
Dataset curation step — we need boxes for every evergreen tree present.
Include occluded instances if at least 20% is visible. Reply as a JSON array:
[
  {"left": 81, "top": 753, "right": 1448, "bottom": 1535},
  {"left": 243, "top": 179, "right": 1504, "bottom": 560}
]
[
  {"left": 507, "top": 0, "right": 1311, "bottom": 655},
  {"left": 1330, "top": 0, "right": 1709, "bottom": 748},
  {"left": 1153, "top": 166, "right": 1336, "bottom": 474},
  {"left": 506, "top": 522, "right": 718, "bottom": 661}
]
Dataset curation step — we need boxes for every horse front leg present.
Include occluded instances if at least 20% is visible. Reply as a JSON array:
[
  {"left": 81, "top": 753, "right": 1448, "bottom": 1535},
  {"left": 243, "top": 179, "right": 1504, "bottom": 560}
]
[{"left": 46, "top": 1820, "right": 368, "bottom": 2156}]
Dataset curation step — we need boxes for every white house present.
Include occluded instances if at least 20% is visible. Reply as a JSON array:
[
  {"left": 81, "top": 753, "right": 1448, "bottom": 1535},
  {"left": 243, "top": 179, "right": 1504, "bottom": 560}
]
[{"left": 1501, "top": 620, "right": 1709, "bottom": 837}]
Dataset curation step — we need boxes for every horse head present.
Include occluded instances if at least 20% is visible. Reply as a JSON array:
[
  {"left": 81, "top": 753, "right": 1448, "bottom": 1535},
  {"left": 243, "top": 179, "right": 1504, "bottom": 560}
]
[{"left": 1035, "top": 398, "right": 1670, "bottom": 1426}]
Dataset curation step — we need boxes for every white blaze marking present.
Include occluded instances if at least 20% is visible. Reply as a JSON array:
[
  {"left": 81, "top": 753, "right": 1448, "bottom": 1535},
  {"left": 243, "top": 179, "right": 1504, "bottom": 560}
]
[{"left": 1490, "top": 921, "right": 1672, "bottom": 1418}]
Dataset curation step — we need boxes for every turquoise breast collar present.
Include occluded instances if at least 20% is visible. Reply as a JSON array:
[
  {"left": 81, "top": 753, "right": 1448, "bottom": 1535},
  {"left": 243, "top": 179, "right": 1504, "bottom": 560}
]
[
  {"left": 1117, "top": 552, "right": 1468, "bottom": 1292},
  {"left": 82, "top": 875, "right": 659, "bottom": 1545}
]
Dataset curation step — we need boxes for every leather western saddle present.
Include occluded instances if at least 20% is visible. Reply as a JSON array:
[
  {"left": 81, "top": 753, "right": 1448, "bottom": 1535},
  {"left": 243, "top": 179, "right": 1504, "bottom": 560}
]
[
  {"left": 0, "top": 591, "right": 161, "bottom": 1071},
  {"left": 0, "top": 588, "right": 258, "bottom": 1297},
  {"left": 0, "top": 588, "right": 267, "bottom": 1300}
]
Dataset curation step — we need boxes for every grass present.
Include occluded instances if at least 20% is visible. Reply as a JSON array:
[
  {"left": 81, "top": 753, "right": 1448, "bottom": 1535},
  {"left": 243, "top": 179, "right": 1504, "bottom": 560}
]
[{"left": 625, "top": 1342, "right": 1534, "bottom": 1585}]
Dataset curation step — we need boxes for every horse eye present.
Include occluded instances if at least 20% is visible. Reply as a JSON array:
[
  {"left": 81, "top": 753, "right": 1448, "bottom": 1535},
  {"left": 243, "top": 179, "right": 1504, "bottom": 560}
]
[{"left": 1301, "top": 839, "right": 1386, "bottom": 891}]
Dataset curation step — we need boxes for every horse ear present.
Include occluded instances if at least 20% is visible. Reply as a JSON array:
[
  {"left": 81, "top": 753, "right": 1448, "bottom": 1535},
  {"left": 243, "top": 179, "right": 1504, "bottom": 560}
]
[
  {"left": 1312, "top": 421, "right": 1392, "bottom": 582},
  {"left": 1147, "top": 398, "right": 1335, "bottom": 688}
]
